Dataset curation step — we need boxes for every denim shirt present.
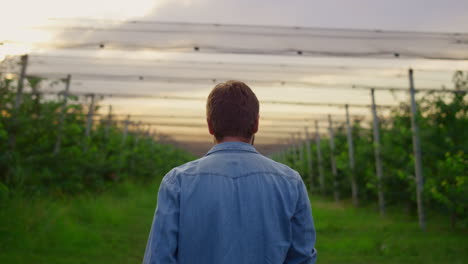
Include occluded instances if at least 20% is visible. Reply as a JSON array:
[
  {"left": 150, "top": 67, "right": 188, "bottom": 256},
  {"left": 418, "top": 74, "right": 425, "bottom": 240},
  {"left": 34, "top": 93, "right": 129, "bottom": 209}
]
[{"left": 143, "top": 141, "right": 317, "bottom": 264}]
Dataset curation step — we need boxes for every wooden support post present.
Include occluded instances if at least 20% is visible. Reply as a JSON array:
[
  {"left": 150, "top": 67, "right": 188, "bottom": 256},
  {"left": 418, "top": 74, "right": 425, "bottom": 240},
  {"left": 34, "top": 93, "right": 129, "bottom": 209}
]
[
  {"left": 135, "top": 121, "right": 142, "bottom": 145},
  {"left": 14, "top": 55, "right": 28, "bottom": 110},
  {"left": 54, "top": 74, "right": 71, "bottom": 155},
  {"left": 345, "top": 104, "right": 359, "bottom": 206},
  {"left": 131, "top": 121, "right": 142, "bottom": 172},
  {"left": 328, "top": 115, "right": 340, "bottom": 202},
  {"left": 409, "top": 69, "right": 426, "bottom": 230},
  {"left": 290, "top": 135, "right": 297, "bottom": 165},
  {"left": 145, "top": 124, "right": 151, "bottom": 138},
  {"left": 278, "top": 142, "right": 286, "bottom": 163},
  {"left": 105, "top": 105, "right": 112, "bottom": 139},
  {"left": 371, "top": 88, "right": 385, "bottom": 216},
  {"left": 122, "top": 115, "right": 130, "bottom": 145},
  {"left": 152, "top": 127, "right": 157, "bottom": 142},
  {"left": 315, "top": 120, "right": 325, "bottom": 194},
  {"left": 85, "top": 94, "right": 96, "bottom": 138},
  {"left": 305, "top": 126, "right": 314, "bottom": 192},
  {"left": 9, "top": 54, "right": 28, "bottom": 148},
  {"left": 297, "top": 132, "right": 304, "bottom": 174}
]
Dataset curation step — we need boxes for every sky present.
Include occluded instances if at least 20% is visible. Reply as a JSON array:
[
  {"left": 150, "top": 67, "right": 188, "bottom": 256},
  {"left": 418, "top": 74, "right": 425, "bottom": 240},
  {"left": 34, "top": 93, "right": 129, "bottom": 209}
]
[
  {"left": 146, "top": 0, "right": 468, "bottom": 31},
  {"left": 1, "top": 0, "right": 467, "bottom": 153},
  {"left": 3, "top": 0, "right": 468, "bottom": 31},
  {"left": 2, "top": 0, "right": 468, "bottom": 57}
]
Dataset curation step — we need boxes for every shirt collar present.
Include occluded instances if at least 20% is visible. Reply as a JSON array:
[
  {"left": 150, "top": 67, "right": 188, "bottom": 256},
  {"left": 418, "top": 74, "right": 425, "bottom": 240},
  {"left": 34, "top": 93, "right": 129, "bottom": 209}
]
[{"left": 205, "top": 141, "right": 260, "bottom": 156}]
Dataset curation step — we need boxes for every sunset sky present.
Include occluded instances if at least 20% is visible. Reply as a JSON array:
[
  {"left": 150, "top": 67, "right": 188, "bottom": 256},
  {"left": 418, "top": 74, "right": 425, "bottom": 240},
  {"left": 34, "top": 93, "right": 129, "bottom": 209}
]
[{"left": 1, "top": 0, "right": 467, "bottom": 154}]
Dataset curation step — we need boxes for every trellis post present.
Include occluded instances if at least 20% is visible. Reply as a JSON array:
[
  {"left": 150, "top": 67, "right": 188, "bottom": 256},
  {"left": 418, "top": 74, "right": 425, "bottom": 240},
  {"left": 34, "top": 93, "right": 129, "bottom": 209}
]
[
  {"left": 85, "top": 93, "right": 96, "bottom": 138},
  {"left": 14, "top": 55, "right": 28, "bottom": 110},
  {"left": 328, "top": 115, "right": 339, "bottom": 202},
  {"left": 371, "top": 88, "right": 385, "bottom": 216},
  {"left": 53, "top": 74, "right": 71, "bottom": 155},
  {"left": 345, "top": 104, "right": 359, "bottom": 206},
  {"left": 9, "top": 54, "right": 28, "bottom": 148},
  {"left": 305, "top": 126, "right": 314, "bottom": 193},
  {"left": 297, "top": 132, "right": 304, "bottom": 174},
  {"left": 409, "top": 69, "right": 426, "bottom": 230},
  {"left": 289, "top": 135, "right": 297, "bottom": 166},
  {"left": 122, "top": 115, "right": 130, "bottom": 145},
  {"left": 105, "top": 105, "right": 112, "bottom": 139},
  {"left": 315, "top": 120, "right": 325, "bottom": 194}
]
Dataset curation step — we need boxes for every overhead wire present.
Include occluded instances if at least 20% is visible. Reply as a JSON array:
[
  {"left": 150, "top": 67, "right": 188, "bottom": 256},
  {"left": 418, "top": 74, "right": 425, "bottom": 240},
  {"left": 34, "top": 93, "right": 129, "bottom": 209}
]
[
  {"left": 46, "top": 17, "right": 468, "bottom": 37},
  {"left": 24, "top": 72, "right": 460, "bottom": 93},
  {"left": 6, "top": 40, "right": 466, "bottom": 60},
  {"left": 5, "top": 19, "right": 468, "bottom": 60},
  {"left": 39, "top": 90, "right": 396, "bottom": 108},
  {"left": 28, "top": 54, "right": 467, "bottom": 74}
]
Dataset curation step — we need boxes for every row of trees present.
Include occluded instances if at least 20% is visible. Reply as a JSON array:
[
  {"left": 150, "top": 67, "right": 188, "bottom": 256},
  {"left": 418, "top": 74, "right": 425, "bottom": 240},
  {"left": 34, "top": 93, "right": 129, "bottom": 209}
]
[
  {"left": 0, "top": 75, "right": 195, "bottom": 197},
  {"left": 276, "top": 71, "right": 467, "bottom": 228}
]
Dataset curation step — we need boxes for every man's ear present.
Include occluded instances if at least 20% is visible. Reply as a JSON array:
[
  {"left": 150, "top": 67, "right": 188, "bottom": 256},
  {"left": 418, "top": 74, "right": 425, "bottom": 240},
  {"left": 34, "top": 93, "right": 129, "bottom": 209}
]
[
  {"left": 252, "top": 115, "right": 259, "bottom": 134},
  {"left": 207, "top": 119, "right": 215, "bottom": 135}
]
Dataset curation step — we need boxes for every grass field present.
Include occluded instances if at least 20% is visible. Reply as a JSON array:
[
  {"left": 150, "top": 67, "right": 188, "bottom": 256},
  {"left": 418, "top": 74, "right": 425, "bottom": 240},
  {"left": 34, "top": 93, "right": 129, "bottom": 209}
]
[{"left": 1, "top": 181, "right": 467, "bottom": 264}]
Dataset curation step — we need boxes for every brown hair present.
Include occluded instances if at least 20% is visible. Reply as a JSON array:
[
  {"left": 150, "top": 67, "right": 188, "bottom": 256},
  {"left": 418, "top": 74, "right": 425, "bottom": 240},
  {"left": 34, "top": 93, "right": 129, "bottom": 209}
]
[{"left": 206, "top": 80, "right": 259, "bottom": 141}]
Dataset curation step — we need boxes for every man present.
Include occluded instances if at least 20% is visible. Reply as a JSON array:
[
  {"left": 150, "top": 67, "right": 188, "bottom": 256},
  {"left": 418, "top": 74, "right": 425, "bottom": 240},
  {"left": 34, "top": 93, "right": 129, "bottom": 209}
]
[{"left": 143, "top": 80, "right": 317, "bottom": 264}]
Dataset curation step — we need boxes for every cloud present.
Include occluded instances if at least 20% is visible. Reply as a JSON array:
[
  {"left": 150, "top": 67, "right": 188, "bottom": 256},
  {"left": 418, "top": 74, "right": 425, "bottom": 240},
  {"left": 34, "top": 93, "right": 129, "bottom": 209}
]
[{"left": 0, "top": 0, "right": 157, "bottom": 58}]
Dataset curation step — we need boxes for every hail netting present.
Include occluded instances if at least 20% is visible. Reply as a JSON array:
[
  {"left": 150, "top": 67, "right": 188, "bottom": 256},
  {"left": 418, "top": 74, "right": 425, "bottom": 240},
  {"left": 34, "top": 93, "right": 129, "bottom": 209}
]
[{"left": 4, "top": 19, "right": 468, "bottom": 60}]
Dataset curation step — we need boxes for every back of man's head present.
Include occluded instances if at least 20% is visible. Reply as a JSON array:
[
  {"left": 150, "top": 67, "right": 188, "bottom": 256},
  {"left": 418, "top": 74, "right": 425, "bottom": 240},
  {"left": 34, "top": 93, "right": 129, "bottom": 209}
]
[{"left": 206, "top": 80, "right": 259, "bottom": 142}]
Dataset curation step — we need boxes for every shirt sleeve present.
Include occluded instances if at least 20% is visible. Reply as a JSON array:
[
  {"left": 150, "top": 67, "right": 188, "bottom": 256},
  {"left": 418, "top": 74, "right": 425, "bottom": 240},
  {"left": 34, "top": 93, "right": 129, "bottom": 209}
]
[
  {"left": 142, "top": 171, "right": 180, "bottom": 264},
  {"left": 284, "top": 178, "right": 317, "bottom": 264}
]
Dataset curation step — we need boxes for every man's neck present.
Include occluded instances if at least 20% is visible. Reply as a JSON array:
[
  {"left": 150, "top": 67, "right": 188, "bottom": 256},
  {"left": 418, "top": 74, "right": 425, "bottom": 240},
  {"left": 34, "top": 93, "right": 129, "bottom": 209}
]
[{"left": 216, "top": 136, "right": 252, "bottom": 144}]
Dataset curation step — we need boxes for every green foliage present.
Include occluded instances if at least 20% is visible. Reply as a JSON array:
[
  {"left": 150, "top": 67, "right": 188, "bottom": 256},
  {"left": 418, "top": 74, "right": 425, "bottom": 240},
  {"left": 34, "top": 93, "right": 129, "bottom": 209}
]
[
  {"left": 275, "top": 71, "right": 467, "bottom": 227},
  {"left": 427, "top": 151, "right": 468, "bottom": 225},
  {"left": 0, "top": 77, "right": 195, "bottom": 196}
]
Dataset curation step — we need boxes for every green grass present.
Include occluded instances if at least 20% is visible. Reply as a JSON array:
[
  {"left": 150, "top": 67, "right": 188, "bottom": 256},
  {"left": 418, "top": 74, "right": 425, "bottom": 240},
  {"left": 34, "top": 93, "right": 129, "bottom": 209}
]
[
  {"left": 312, "top": 197, "right": 467, "bottom": 263},
  {"left": 0, "top": 182, "right": 467, "bottom": 264},
  {"left": 0, "top": 182, "right": 158, "bottom": 264}
]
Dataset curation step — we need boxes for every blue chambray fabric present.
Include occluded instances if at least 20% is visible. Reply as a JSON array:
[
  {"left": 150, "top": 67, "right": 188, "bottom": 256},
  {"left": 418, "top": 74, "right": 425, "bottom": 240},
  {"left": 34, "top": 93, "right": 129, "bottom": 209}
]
[{"left": 143, "top": 141, "right": 317, "bottom": 264}]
